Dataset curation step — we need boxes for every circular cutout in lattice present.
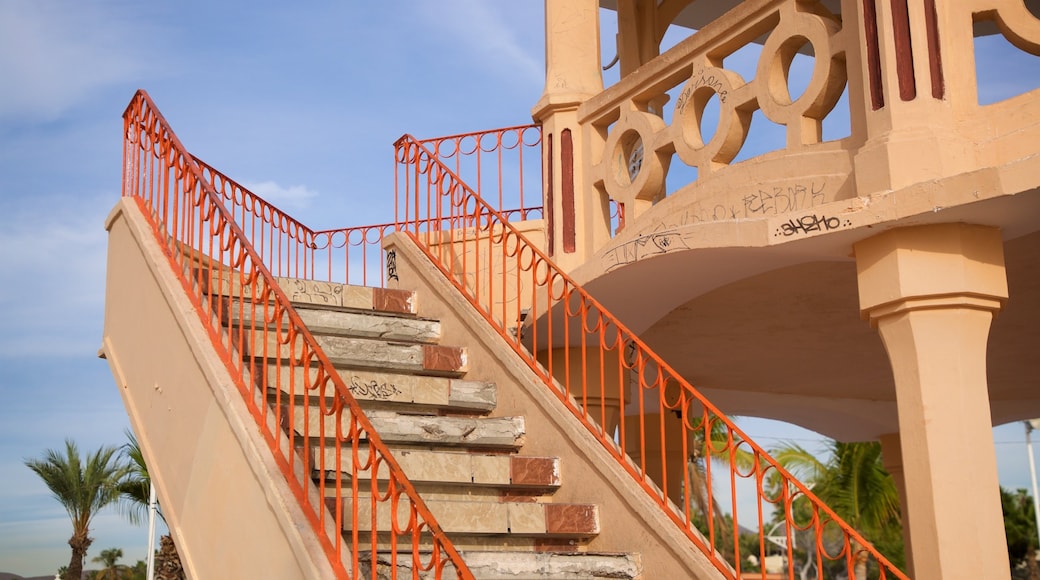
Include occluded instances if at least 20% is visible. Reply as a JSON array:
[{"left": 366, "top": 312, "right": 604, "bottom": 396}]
[{"left": 613, "top": 129, "right": 644, "bottom": 187}]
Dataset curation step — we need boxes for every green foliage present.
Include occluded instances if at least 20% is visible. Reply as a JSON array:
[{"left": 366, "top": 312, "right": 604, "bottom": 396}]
[
  {"left": 767, "top": 440, "right": 906, "bottom": 578},
  {"left": 117, "top": 430, "right": 160, "bottom": 526},
  {"left": 130, "top": 560, "right": 147, "bottom": 580},
  {"left": 1002, "top": 487, "right": 1039, "bottom": 579},
  {"left": 93, "top": 547, "right": 129, "bottom": 579},
  {"left": 25, "top": 439, "right": 130, "bottom": 580}
]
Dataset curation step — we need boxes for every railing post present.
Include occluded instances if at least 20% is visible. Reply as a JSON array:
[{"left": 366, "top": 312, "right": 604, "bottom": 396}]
[{"left": 533, "top": 0, "right": 611, "bottom": 273}]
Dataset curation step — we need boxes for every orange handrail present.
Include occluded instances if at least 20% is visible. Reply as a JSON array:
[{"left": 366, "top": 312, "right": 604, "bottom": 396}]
[
  {"left": 393, "top": 134, "right": 909, "bottom": 580},
  {"left": 417, "top": 124, "right": 543, "bottom": 222},
  {"left": 122, "top": 90, "right": 474, "bottom": 579}
]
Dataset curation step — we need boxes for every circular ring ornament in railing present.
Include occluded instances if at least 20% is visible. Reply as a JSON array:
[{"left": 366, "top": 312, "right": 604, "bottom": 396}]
[
  {"left": 756, "top": 12, "right": 845, "bottom": 129},
  {"left": 501, "top": 129, "right": 522, "bottom": 150},
  {"left": 673, "top": 66, "right": 751, "bottom": 167},
  {"left": 602, "top": 107, "right": 666, "bottom": 213}
]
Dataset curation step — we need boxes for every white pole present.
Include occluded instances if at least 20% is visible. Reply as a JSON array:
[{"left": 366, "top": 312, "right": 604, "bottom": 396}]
[
  {"left": 1026, "top": 420, "right": 1040, "bottom": 552},
  {"left": 146, "top": 483, "right": 157, "bottom": 580}
]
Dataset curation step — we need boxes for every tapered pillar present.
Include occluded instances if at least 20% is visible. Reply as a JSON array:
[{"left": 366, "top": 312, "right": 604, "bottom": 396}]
[
  {"left": 856, "top": 223, "right": 1010, "bottom": 579},
  {"left": 533, "top": 0, "right": 610, "bottom": 272}
]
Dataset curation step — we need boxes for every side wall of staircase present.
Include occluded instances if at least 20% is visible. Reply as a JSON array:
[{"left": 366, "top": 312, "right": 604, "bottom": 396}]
[
  {"left": 383, "top": 232, "right": 722, "bottom": 580},
  {"left": 101, "top": 199, "right": 339, "bottom": 579}
]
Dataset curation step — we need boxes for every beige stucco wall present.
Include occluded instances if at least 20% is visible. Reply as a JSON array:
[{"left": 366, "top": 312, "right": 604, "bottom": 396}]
[
  {"left": 385, "top": 231, "right": 726, "bottom": 580},
  {"left": 101, "top": 198, "right": 338, "bottom": 579}
]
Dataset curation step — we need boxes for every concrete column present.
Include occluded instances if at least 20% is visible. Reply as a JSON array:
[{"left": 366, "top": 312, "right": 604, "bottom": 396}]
[
  {"left": 848, "top": 0, "right": 977, "bottom": 194},
  {"left": 879, "top": 433, "right": 914, "bottom": 578},
  {"left": 533, "top": 0, "right": 610, "bottom": 272},
  {"left": 856, "top": 223, "right": 1010, "bottom": 579}
]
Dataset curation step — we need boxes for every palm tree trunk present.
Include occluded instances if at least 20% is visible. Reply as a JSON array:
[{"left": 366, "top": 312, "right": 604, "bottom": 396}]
[
  {"left": 851, "top": 539, "right": 869, "bottom": 580},
  {"left": 1027, "top": 545, "right": 1039, "bottom": 580},
  {"left": 67, "top": 530, "right": 92, "bottom": 580}
]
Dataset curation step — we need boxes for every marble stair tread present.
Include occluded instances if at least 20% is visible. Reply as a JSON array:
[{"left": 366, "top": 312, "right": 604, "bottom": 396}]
[
  {"left": 198, "top": 270, "right": 417, "bottom": 315},
  {"left": 287, "top": 408, "right": 525, "bottom": 449},
  {"left": 334, "top": 497, "right": 600, "bottom": 538},
  {"left": 266, "top": 367, "right": 496, "bottom": 414},
  {"left": 227, "top": 300, "right": 441, "bottom": 344},
  {"left": 360, "top": 551, "right": 642, "bottom": 580},
  {"left": 241, "top": 333, "right": 467, "bottom": 377},
  {"left": 312, "top": 448, "right": 560, "bottom": 489}
]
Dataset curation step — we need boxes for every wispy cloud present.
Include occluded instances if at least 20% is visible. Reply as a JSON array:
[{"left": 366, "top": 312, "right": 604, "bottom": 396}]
[
  {"left": 0, "top": 2, "right": 156, "bottom": 121},
  {"left": 415, "top": 0, "right": 542, "bottom": 87},
  {"left": 0, "top": 194, "right": 110, "bottom": 357},
  {"left": 243, "top": 181, "right": 320, "bottom": 211}
]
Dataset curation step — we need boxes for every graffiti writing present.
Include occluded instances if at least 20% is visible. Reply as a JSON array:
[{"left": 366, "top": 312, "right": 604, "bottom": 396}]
[
  {"left": 386, "top": 249, "right": 399, "bottom": 281},
  {"left": 349, "top": 376, "right": 402, "bottom": 400},
  {"left": 604, "top": 228, "right": 690, "bottom": 271},
  {"left": 743, "top": 182, "right": 826, "bottom": 217},
  {"left": 774, "top": 214, "right": 852, "bottom": 237},
  {"left": 677, "top": 71, "right": 729, "bottom": 113},
  {"left": 675, "top": 180, "right": 828, "bottom": 226}
]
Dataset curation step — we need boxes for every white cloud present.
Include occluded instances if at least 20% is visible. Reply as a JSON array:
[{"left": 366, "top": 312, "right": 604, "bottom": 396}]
[
  {"left": 0, "top": 194, "right": 110, "bottom": 357},
  {"left": 242, "top": 181, "right": 320, "bottom": 210},
  {"left": 416, "top": 1, "right": 543, "bottom": 87},
  {"left": 0, "top": 2, "right": 155, "bottom": 120}
]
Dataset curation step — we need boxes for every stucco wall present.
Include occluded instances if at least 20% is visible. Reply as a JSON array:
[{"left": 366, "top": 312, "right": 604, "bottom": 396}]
[{"left": 101, "top": 199, "right": 337, "bottom": 579}]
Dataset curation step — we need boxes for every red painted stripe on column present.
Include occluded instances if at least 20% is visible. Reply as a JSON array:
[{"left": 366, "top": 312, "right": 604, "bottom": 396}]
[
  {"left": 923, "top": 0, "right": 945, "bottom": 99},
  {"left": 561, "top": 129, "right": 576, "bottom": 254},
  {"left": 546, "top": 133, "right": 555, "bottom": 257},
  {"left": 891, "top": 0, "right": 917, "bottom": 101},
  {"left": 863, "top": 0, "right": 885, "bottom": 109}
]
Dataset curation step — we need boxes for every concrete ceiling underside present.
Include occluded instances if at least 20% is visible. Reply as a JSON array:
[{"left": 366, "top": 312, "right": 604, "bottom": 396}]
[{"left": 635, "top": 228, "right": 1040, "bottom": 441}]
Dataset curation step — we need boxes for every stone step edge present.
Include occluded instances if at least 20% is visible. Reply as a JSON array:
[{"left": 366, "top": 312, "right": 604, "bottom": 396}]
[
  {"left": 196, "top": 269, "right": 418, "bottom": 315},
  {"left": 330, "top": 498, "right": 600, "bottom": 538},
  {"left": 362, "top": 550, "right": 642, "bottom": 580},
  {"left": 266, "top": 376, "right": 497, "bottom": 414},
  {"left": 285, "top": 410, "right": 526, "bottom": 450},
  {"left": 226, "top": 302, "right": 441, "bottom": 345},
  {"left": 241, "top": 337, "right": 468, "bottom": 378},
  {"left": 309, "top": 450, "right": 560, "bottom": 489}
]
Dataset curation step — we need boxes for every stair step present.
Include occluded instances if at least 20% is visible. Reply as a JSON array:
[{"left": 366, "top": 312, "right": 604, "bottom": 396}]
[
  {"left": 200, "top": 270, "right": 416, "bottom": 314},
  {"left": 297, "top": 307, "right": 440, "bottom": 343},
  {"left": 287, "top": 409, "right": 526, "bottom": 449},
  {"left": 318, "top": 335, "right": 467, "bottom": 376},
  {"left": 243, "top": 333, "right": 467, "bottom": 377},
  {"left": 313, "top": 448, "right": 559, "bottom": 489},
  {"left": 360, "top": 551, "right": 642, "bottom": 579},
  {"left": 333, "top": 497, "right": 599, "bottom": 538},
  {"left": 228, "top": 301, "right": 441, "bottom": 344},
  {"left": 266, "top": 367, "right": 496, "bottom": 413}
]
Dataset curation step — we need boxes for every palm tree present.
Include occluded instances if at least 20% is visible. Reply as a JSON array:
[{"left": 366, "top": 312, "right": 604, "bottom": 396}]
[
  {"left": 25, "top": 439, "right": 129, "bottom": 580},
  {"left": 768, "top": 440, "right": 903, "bottom": 579},
  {"left": 93, "top": 547, "right": 129, "bottom": 579},
  {"left": 118, "top": 431, "right": 185, "bottom": 580},
  {"left": 117, "top": 431, "right": 154, "bottom": 526}
]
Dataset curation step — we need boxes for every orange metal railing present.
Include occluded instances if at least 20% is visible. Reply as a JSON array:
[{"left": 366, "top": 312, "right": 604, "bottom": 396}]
[
  {"left": 394, "top": 134, "right": 909, "bottom": 580},
  {"left": 417, "top": 125, "right": 543, "bottom": 222},
  {"left": 121, "top": 90, "right": 473, "bottom": 579}
]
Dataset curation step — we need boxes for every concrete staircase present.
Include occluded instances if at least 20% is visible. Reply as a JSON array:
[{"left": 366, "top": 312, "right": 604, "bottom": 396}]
[{"left": 247, "top": 279, "right": 643, "bottom": 579}]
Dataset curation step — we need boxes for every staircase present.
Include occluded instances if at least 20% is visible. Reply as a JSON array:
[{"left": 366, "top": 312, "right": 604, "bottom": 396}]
[
  {"left": 109, "top": 91, "right": 905, "bottom": 579},
  {"left": 220, "top": 276, "right": 640, "bottom": 578}
]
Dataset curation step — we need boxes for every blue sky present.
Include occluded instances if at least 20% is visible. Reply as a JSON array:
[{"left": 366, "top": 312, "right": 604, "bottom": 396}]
[{"left": 0, "top": 1, "right": 1038, "bottom": 576}]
